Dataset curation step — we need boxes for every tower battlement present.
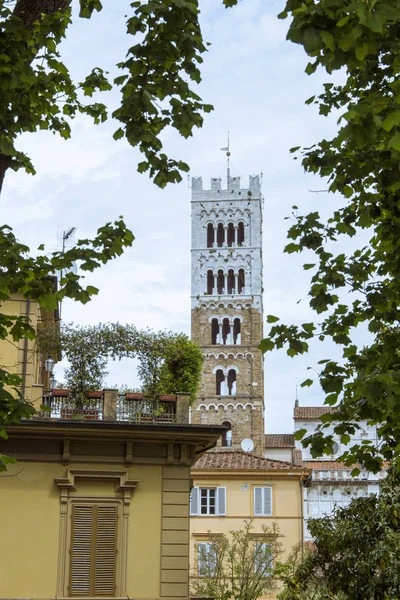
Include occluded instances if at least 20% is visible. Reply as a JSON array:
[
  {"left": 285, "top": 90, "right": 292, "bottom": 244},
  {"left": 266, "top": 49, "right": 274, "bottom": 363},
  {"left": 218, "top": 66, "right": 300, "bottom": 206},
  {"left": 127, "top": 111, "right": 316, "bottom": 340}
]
[{"left": 192, "top": 175, "right": 261, "bottom": 199}]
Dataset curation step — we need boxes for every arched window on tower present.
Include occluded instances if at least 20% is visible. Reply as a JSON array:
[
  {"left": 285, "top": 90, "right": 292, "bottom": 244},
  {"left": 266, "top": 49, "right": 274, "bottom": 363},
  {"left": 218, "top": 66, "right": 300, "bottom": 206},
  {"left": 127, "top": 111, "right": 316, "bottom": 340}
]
[
  {"left": 238, "top": 269, "right": 245, "bottom": 294},
  {"left": 227, "top": 269, "right": 235, "bottom": 294},
  {"left": 217, "top": 269, "right": 225, "bottom": 294},
  {"left": 216, "top": 369, "right": 225, "bottom": 395},
  {"left": 217, "top": 223, "right": 224, "bottom": 247},
  {"left": 221, "top": 421, "right": 232, "bottom": 447},
  {"left": 227, "top": 223, "right": 235, "bottom": 247},
  {"left": 238, "top": 221, "right": 245, "bottom": 246},
  {"left": 222, "top": 318, "right": 230, "bottom": 345},
  {"left": 207, "top": 270, "right": 214, "bottom": 295},
  {"left": 227, "top": 369, "right": 237, "bottom": 396},
  {"left": 211, "top": 318, "right": 219, "bottom": 344},
  {"left": 233, "top": 318, "right": 241, "bottom": 345},
  {"left": 207, "top": 224, "right": 214, "bottom": 248}
]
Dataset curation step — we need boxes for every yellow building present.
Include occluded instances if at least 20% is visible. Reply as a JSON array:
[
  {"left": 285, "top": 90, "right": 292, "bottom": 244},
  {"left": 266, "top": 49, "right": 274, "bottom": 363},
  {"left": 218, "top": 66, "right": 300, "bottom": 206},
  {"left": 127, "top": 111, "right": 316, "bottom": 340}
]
[
  {"left": 0, "top": 293, "right": 59, "bottom": 404},
  {"left": 190, "top": 451, "right": 310, "bottom": 598},
  {"left": 0, "top": 390, "right": 224, "bottom": 600}
]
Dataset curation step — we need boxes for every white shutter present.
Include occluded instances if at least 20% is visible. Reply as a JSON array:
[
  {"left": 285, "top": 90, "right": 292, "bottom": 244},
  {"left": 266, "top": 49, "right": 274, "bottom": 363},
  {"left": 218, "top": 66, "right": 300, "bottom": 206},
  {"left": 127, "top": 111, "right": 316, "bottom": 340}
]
[
  {"left": 216, "top": 487, "right": 226, "bottom": 515},
  {"left": 254, "top": 487, "right": 263, "bottom": 515},
  {"left": 190, "top": 486, "right": 199, "bottom": 515},
  {"left": 263, "top": 487, "right": 272, "bottom": 516}
]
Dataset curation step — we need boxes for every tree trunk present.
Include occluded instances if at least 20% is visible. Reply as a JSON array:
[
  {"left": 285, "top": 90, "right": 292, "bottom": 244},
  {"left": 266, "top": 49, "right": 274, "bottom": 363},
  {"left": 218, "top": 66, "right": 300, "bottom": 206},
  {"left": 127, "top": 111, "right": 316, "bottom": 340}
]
[{"left": 0, "top": 0, "right": 71, "bottom": 195}]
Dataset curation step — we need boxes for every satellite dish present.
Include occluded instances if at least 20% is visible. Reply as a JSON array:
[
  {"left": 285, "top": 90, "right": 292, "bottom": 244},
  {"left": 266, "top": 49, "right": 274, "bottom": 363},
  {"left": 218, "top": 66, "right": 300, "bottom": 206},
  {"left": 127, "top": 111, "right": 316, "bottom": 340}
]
[{"left": 241, "top": 438, "right": 254, "bottom": 453}]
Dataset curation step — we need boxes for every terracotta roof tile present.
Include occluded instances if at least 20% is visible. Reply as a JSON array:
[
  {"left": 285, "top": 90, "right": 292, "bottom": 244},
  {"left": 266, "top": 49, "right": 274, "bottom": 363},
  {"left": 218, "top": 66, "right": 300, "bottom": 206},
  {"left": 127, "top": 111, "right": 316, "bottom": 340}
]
[
  {"left": 264, "top": 434, "right": 294, "bottom": 448},
  {"left": 294, "top": 406, "right": 335, "bottom": 419},
  {"left": 305, "top": 461, "right": 353, "bottom": 470},
  {"left": 192, "top": 451, "right": 302, "bottom": 471}
]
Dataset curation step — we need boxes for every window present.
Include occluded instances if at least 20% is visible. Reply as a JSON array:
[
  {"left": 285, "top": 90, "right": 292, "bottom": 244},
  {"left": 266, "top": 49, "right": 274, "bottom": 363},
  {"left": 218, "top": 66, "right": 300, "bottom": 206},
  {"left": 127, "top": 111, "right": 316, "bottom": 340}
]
[
  {"left": 217, "top": 223, "right": 224, "bottom": 247},
  {"left": 207, "top": 224, "right": 214, "bottom": 248},
  {"left": 233, "top": 318, "right": 241, "bottom": 344},
  {"left": 70, "top": 503, "right": 118, "bottom": 597},
  {"left": 197, "top": 542, "right": 216, "bottom": 576},
  {"left": 207, "top": 270, "right": 214, "bottom": 294},
  {"left": 227, "top": 222, "right": 235, "bottom": 247},
  {"left": 217, "top": 269, "right": 224, "bottom": 294},
  {"left": 190, "top": 487, "right": 226, "bottom": 516},
  {"left": 254, "top": 487, "right": 272, "bottom": 516},
  {"left": 238, "top": 269, "right": 245, "bottom": 294},
  {"left": 238, "top": 221, "right": 245, "bottom": 245},
  {"left": 211, "top": 318, "right": 219, "bottom": 344},
  {"left": 221, "top": 422, "right": 232, "bottom": 447},
  {"left": 254, "top": 542, "right": 273, "bottom": 576},
  {"left": 227, "top": 269, "right": 235, "bottom": 294}
]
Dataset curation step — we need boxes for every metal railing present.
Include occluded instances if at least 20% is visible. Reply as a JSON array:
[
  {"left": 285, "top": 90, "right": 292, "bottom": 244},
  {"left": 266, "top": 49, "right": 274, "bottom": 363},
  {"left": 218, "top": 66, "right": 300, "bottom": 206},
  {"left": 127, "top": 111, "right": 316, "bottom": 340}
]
[
  {"left": 40, "top": 394, "right": 103, "bottom": 420},
  {"left": 116, "top": 395, "right": 176, "bottom": 423}
]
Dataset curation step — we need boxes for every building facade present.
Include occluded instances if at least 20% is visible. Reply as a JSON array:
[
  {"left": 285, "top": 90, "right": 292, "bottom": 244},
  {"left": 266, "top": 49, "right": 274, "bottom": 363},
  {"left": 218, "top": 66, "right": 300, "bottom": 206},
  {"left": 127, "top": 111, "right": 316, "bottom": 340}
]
[
  {"left": 190, "top": 175, "right": 264, "bottom": 454},
  {"left": 0, "top": 390, "right": 224, "bottom": 600},
  {"left": 189, "top": 451, "right": 309, "bottom": 599},
  {"left": 293, "top": 404, "right": 385, "bottom": 541}
]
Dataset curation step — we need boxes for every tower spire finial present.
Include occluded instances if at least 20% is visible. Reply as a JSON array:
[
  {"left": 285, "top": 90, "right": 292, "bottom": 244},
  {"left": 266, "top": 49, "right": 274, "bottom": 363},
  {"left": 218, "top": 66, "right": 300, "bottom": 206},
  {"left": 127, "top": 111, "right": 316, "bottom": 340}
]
[{"left": 220, "top": 132, "right": 231, "bottom": 189}]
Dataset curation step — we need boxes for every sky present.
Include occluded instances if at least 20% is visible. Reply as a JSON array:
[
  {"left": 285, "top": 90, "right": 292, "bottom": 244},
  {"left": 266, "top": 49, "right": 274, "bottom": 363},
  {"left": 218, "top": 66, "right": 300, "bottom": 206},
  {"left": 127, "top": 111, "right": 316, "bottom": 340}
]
[{"left": 2, "top": 0, "right": 347, "bottom": 433}]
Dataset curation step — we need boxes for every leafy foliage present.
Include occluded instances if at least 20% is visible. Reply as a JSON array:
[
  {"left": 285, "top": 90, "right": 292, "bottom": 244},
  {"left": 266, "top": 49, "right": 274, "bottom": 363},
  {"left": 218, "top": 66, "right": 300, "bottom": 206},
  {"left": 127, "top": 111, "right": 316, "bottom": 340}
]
[
  {"left": 260, "top": 0, "right": 400, "bottom": 472},
  {"left": 0, "top": 222, "right": 134, "bottom": 469},
  {"left": 191, "top": 520, "right": 283, "bottom": 600},
  {"left": 279, "top": 469, "right": 400, "bottom": 600},
  {"left": 0, "top": 0, "right": 221, "bottom": 191},
  {"left": 39, "top": 322, "right": 204, "bottom": 402}
]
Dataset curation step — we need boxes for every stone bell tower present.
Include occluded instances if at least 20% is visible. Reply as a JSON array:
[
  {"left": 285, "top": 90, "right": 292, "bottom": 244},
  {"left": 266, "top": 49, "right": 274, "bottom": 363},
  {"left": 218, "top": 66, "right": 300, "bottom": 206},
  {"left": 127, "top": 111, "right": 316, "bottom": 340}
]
[{"left": 190, "top": 171, "right": 265, "bottom": 455}]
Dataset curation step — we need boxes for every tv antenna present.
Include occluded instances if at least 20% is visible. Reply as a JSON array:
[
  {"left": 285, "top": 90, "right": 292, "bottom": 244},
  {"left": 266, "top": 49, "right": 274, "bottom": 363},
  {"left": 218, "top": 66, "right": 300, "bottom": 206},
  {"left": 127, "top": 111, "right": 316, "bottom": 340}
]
[{"left": 220, "top": 131, "right": 231, "bottom": 188}]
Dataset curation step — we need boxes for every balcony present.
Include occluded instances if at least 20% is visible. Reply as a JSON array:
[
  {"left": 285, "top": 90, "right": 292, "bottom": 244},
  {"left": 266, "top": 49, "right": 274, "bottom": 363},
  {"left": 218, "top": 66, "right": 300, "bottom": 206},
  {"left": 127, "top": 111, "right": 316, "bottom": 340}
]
[{"left": 38, "top": 389, "right": 190, "bottom": 424}]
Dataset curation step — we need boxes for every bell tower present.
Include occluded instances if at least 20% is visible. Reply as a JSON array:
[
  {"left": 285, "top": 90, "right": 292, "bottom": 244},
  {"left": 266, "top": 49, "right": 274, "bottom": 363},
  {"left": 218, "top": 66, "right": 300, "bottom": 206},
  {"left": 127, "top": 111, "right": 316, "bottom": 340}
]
[{"left": 190, "top": 171, "right": 264, "bottom": 455}]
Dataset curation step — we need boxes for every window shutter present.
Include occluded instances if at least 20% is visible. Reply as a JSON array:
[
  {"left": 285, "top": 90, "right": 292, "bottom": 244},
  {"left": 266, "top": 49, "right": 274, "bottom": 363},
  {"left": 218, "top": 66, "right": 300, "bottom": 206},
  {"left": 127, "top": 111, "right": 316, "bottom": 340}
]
[
  {"left": 93, "top": 506, "right": 117, "bottom": 596},
  {"left": 254, "top": 487, "right": 263, "bottom": 515},
  {"left": 70, "top": 505, "right": 94, "bottom": 596},
  {"left": 190, "top": 487, "right": 199, "bottom": 515},
  {"left": 217, "top": 487, "right": 226, "bottom": 515},
  {"left": 263, "top": 487, "right": 272, "bottom": 516},
  {"left": 70, "top": 504, "right": 117, "bottom": 597}
]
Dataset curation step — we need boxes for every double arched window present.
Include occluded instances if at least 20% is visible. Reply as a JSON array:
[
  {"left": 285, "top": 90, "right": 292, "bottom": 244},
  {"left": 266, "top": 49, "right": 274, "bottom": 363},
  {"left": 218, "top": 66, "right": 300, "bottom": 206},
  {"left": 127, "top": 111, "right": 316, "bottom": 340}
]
[
  {"left": 206, "top": 222, "right": 245, "bottom": 248},
  {"left": 211, "top": 317, "right": 241, "bottom": 345},
  {"left": 216, "top": 368, "right": 237, "bottom": 396},
  {"left": 206, "top": 269, "right": 245, "bottom": 295}
]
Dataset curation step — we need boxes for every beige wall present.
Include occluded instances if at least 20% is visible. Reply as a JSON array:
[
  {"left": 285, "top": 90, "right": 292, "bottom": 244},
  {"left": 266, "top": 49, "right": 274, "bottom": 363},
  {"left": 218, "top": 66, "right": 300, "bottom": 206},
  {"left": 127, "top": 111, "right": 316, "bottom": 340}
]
[
  {"left": 190, "top": 474, "right": 304, "bottom": 599},
  {"left": 0, "top": 460, "right": 193, "bottom": 599}
]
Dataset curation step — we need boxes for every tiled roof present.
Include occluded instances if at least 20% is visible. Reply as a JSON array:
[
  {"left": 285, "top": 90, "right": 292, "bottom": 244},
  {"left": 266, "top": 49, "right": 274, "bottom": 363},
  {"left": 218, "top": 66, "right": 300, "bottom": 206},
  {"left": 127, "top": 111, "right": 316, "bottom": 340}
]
[
  {"left": 192, "top": 451, "right": 301, "bottom": 471},
  {"left": 294, "top": 406, "right": 335, "bottom": 419},
  {"left": 305, "top": 461, "right": 353, "bottom": 470},
  {"left": 264, "top": 434, "right": 294, "bottom": 448}
]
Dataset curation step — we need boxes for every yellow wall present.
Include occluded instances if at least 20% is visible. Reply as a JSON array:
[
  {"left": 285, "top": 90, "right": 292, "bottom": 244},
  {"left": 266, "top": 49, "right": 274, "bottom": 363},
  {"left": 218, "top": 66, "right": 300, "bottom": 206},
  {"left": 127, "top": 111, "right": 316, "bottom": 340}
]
[
  {"left": 190, "top": 474, "right": 304, "bottom": 599},
  {"left": 0, "top": 461, "right": 163, "bottom": 599}
]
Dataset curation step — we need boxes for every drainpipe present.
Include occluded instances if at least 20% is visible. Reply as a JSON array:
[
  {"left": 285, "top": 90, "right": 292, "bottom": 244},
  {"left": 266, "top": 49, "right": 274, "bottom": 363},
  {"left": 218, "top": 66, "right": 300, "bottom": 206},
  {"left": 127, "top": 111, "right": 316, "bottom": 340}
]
[{"left": 21, "top": 298, "right": 31, "bottom": 399}]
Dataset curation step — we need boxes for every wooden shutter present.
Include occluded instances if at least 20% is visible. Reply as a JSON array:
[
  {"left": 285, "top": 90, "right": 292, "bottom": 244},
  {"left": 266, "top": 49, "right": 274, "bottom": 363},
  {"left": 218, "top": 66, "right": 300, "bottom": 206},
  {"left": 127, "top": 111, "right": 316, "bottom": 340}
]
[
  {"left": 217, "top": 487, "right": 226, "bottom": 515},
  {"left": 94, "top": 506, "right": 117, "bottom": 596},
  {"left": 70, "top": 504, "right": 117, "bottom": 597},
  {"left": 190, "top": 487, "right": 199, "bottom": 515},
  {"left": 254, "top": 487, "right": 263, "bottom": 515},
  {"left": 70, "top": 505, "right": 94, "bottom": 596},
  {"left": 263, "top": 487, "right": 272, "bottom": 516}
]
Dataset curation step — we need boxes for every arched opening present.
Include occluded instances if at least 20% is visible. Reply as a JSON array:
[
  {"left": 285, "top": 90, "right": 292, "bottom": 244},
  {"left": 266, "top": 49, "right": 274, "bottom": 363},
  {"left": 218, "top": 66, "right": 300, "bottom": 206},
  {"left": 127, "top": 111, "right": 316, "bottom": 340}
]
[
  {"left": 217, "top": 223, "right": 224, "bottom": 247},
  {"left": 238, "top": 221, "right": 245, "bottom": 246},
  {"left": 227, "top": 269, "right": 235, "bottom": 294},
  {"left": 227, "top": 223, "right": 235, "bottom": 247},
  {"left": 217, "top": 269, "right": 225, "bottom": 294},
  {"left": 221, "top": 421, "right": 232, "bottom": 447},
  {"left": 211, "top": 318, "right": 219, "bottom": 345},
  {"left": 207, "top": 270, "right": 214, "bottom": 294},
  {"left": 227, "top": 369, "right": 237, "bottom": 396},
  {"left": 233, "top": 318, "right": 241, "bottom": 345},
  {"left": 207, "top": 224, "right": 214, "bottom": 248},
  {"left": 222, "top": 318, "right": 230, "bottom": 345},
  {"left": 238, "top": 269, "right": 245, "bottom": 294},
  {"left": 216, "top": 369, "right": 225, "bottom": 395}
]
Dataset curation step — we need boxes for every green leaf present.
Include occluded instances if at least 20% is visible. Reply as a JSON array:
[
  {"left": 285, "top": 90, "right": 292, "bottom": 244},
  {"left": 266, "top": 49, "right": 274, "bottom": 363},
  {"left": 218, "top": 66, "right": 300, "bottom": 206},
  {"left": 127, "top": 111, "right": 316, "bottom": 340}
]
[
  {"left": 266, "top": 315, "right": 280, "bottom": 324},
  {"left": 382, "top": 112, "right": 400, "bottom": 132},
  {"left": 259, "top": 338, "right": 275, "bottom": 353},
  {"left": 300, "top": 378, "right": 313, "bottom": 388},
  {"left": 294, "top": 428, "right": 307, "bottom": 440}
]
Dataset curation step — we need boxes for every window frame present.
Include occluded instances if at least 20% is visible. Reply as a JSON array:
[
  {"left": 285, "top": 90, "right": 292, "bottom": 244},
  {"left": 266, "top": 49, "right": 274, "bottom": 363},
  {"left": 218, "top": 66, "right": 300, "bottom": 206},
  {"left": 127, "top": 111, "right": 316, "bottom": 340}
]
[
  {"left": 197, "top": 541, "right": 217, "bottom": 576},
  {"left": 190, "top": 486, "right": 226, "bottom": 516},
  {"left": 253, "top": 486, "right": 273, "bottom": 517}
]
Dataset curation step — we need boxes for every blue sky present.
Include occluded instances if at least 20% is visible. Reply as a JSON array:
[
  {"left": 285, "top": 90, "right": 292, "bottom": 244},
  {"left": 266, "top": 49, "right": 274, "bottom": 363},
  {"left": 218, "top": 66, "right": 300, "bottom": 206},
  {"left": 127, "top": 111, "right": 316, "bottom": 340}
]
[{"left": 2, "top": 0, "right": 346, "bottom": 432}]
